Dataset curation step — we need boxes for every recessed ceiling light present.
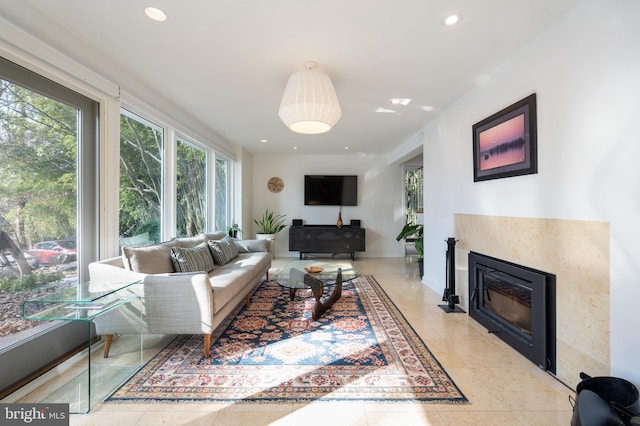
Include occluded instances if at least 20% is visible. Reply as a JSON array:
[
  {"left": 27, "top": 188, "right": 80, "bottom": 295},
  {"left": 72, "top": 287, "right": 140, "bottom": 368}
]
[
  {"left": 344, "top": 146, "right": 349, "bottom": 150},
  {"left": 293, "top": 146, "right": 298, "bottom": 150},
  {"left": 390, "top": 98, "right": 411, "bottom": 106},
  {"left": 376, "top": 107, "right": 396, "bottom": 113},
  {"left": 444, "top": 13, "right": 462, "bottom": 26},
  {"left": 145, "top": 7, "right": 167, "bottom": 22},
  {"left": 260, "top": 139, "right": 268, "bottom": 143}
]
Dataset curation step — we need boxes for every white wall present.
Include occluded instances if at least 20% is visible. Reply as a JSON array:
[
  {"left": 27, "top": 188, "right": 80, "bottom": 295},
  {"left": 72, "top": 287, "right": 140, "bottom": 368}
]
[
  {"left": 252, "top": 154, "right": 404, "bottom": 258},
  {"left": 400, "top": 0, "right": 640, "bottom": 384}
]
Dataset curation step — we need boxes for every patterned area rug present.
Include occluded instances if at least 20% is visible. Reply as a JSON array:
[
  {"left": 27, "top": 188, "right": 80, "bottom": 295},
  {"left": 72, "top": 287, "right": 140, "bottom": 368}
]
[{"left": 107, "top": 275, "right": 467, "bottom": 403}]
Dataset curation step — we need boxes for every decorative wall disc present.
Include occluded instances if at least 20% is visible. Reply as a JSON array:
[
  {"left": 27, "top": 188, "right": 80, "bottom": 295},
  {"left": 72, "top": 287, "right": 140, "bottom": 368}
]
[{"left": 267, "top": 177, "right": 284, "bottom": 193}]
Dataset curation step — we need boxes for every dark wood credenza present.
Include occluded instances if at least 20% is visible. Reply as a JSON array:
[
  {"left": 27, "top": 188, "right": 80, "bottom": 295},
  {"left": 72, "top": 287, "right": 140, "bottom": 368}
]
[{"left": 289, "top": 225, "right": 365, "bottom": 260}]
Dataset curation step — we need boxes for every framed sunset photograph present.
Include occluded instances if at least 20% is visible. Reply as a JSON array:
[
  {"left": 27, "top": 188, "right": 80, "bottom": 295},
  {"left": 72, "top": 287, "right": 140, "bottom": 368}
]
[{"left": 473, "top": 94, "right": 537, "bottom": 182}]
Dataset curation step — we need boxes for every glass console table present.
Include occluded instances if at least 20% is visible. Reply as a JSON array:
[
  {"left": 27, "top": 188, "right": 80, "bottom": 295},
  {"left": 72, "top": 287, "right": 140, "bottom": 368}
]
[{"left": 22, "top": 280, "right": 143, "bottom": 413}]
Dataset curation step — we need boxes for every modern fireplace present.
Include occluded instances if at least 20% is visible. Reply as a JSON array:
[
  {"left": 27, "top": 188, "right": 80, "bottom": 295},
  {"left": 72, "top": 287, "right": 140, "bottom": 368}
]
[{"left": 468, "top": 252, "right": 556, "bottom": 372}]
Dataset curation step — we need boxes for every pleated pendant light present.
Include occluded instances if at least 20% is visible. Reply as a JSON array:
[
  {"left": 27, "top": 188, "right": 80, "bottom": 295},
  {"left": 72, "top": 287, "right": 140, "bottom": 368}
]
[{"left": 278, "top": 61, "right": 342, "bottom": 134}]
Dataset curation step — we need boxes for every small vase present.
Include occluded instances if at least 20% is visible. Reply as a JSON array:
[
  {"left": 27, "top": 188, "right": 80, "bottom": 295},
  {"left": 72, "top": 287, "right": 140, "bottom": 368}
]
[{"left": 337, "top": 211, "right": 343, "bottom": 228}]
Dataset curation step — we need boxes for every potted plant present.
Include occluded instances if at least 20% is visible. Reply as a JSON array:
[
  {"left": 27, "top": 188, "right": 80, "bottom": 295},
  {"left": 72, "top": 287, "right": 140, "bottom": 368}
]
[
  {"left": 396, "top": 223, "right": 424, "bottom": 277},
  {"left": 254, "top": 209, "right": 287, "bottom": 257},
  {"left": 225, "top": 224, "right": 242, "bottom": 238},
  {"left": 254, "top": 209, "right": 287, "bottom": 235}
]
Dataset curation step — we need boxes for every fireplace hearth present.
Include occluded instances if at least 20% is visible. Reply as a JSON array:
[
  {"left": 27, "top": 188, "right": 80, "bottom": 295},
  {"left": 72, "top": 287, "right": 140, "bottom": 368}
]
[{"left": 468, "top": 252, "right": 556, "bottom": 372}]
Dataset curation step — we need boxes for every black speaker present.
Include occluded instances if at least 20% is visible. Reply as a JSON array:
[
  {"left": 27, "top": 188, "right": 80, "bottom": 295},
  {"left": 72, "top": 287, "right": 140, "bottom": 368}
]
[
  {"left": 350, "top": 219, "right": 361, "bottom": 228},
  {"left": 292, "top": 219, "right": 303, "bottom": 227}
]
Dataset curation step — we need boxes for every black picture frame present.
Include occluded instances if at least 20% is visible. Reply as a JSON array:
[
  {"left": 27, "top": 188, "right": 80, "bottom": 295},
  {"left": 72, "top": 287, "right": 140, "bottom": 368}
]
[{"left": 473, "top": 94, "right": 537, "bottom": 182}]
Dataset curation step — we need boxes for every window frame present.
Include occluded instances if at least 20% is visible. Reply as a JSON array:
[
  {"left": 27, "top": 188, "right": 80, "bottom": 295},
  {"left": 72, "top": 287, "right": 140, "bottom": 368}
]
[{"left": 0, "top": 55, "right": 98, "bottom": 395}]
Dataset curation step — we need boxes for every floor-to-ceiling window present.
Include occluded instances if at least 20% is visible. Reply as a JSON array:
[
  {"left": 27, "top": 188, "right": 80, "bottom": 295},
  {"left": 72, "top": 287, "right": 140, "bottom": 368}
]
[
  {"left": 0, "top": 57, "right": 98, "bottom": 395},
  {"left": 0, "top": 54, "right": 237, "bottom": 396},
  {"left": 176, "top": 137, "right": 207, "bottom": 237},
  {"left": 0, "top": 65, "right": 78, "bottom": 348},
  {"left": 118, "top": 110, "right": 163, "bottom": 247}
]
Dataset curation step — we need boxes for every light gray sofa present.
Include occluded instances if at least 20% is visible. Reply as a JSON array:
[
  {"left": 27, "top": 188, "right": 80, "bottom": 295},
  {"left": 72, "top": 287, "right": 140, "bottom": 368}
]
[{"left": 88, "top": 232, "right": 271, "bottom": 358}]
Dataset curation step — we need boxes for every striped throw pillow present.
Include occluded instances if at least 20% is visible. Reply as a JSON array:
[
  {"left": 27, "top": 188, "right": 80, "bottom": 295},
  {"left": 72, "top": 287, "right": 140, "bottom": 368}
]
[
  {"left": 207, "top": 236, "right": 239, "bottom": 265},
  {"left": 170, "top": 242, "right": 216, "bottom": 273},
  {"left": 222, "top": 236, "right": 239, "bottom": 258}
]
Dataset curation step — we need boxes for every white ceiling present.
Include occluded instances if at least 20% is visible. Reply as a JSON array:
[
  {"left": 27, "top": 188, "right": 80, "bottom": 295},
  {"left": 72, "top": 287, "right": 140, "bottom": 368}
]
[{"left": 0, "top": 0, "right": 579, "bottom": 156}]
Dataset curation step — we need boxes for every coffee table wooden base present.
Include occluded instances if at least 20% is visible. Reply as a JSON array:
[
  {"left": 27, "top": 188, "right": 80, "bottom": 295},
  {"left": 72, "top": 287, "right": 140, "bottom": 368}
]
[
  {"left": 305, "top": 269, "right": 343, "bottom": 320},
  {"left": 278, "top": 266, "right": 348, "bottom": 320},
  {"left": 286, "top": 270, "right": 344, "bottom": 320}
]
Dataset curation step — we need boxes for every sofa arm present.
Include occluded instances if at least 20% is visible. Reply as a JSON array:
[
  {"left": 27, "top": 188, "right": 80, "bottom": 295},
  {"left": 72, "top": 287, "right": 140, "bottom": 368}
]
[
  {"left": 233, "top": 239, "right": 268, "bottom": 253},
  {"left": 142, "top": 272, "right": 215, "bottom": 335},
  {"left": 89, "top": 257, "right": 147, "bottom": 287}
]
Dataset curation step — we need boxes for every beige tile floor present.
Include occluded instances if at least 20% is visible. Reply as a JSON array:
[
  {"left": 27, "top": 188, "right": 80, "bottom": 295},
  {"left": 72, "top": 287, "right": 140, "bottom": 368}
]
[{"left": 5, "top": 257, "right": 575, "bottom": 425}]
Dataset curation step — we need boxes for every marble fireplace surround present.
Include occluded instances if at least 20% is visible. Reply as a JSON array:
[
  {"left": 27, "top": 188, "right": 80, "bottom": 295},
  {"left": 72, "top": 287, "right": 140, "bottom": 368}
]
[{"left": 454, "top": 214, "right": 609, "bottom": 389}]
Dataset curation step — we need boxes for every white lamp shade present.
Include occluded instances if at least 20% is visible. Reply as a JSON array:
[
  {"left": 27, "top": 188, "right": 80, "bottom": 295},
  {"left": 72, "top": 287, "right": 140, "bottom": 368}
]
[{"left": 278, "top": 69, "right": 341, "bottom": 134}]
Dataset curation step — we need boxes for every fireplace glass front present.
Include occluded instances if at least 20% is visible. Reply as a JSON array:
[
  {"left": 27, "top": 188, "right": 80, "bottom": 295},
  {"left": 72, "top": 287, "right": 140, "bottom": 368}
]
[{"left": 482, "top": 273, "right": 532, "bottom": 336}]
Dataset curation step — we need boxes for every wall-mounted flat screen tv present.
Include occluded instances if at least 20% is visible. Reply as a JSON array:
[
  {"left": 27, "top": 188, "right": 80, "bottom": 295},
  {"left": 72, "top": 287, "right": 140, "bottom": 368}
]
[{"left": 304, "top": 175, "right": 358, "bottom": 206}]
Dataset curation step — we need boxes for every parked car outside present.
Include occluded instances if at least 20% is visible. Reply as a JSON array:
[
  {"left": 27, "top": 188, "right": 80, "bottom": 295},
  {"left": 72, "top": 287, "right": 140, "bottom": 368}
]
[{"left": 29, "top": 240, "right": 77, "bottom": 266}]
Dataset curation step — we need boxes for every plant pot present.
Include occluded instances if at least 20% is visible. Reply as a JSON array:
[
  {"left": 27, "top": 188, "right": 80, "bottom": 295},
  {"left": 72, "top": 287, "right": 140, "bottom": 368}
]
[
  {"left": 418, "top": 260, "right": 424, "bottom": 278},
  {"left": 256, "top": 233, "right": 276, "bottom": 240}
]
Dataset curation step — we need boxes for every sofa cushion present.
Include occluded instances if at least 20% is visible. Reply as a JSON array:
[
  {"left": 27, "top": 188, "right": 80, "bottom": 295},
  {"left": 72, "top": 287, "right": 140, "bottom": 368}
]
[
  {"left": 175, "top": 233, "right": 207, "bottom": 248},
  {"left": 207, "top": 268, "right": 255, "bottom": 313},
  {"left": 170, "top": 242, "right": 216, "bottom": 273},
  {"left": 233, "top": 239, "right": 268, "bottom": 253},
  {"left": 204, "top": 231, "right": 227, "bottom": 241},
  {"left": 208, "top": 236, "right": 239, "bottom": 265},
  {"left": 216, "top": 252, "right": 271, "bottom": 277},
  {"left": 122, "top": 239, "right": 177, "bottom": 274}
]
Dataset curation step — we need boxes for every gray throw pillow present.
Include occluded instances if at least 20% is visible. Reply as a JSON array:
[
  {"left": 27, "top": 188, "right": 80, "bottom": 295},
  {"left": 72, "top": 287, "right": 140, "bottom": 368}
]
[
  {"left": 122, "top": 239, "right": 177, "bottom": 273},
  {"left": 222, "top": 236, "right": 239, "bottom": 258},
  {"left": 207, "top": 236, "right": 239, "bottom": 265},
  {"left": 170, "top": 242, "right": 215, "bottom": 273}
]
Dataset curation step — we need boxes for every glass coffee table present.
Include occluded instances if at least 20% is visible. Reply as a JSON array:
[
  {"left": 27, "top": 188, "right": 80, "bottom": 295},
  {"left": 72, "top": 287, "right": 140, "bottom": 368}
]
[{"left": 272, "top": 260, "right": 360, "bottom": 319}]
